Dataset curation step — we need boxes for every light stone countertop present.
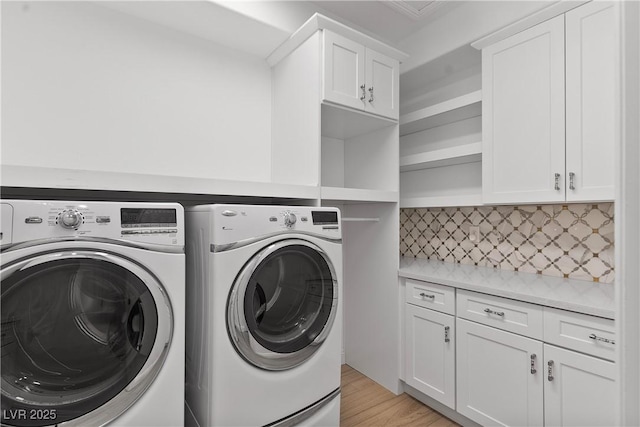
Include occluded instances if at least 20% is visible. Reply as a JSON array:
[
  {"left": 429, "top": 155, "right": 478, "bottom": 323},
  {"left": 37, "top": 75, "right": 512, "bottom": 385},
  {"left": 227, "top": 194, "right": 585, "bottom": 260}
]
[{"left": 399, "top": 257, "right": 615, "bottom": 319}]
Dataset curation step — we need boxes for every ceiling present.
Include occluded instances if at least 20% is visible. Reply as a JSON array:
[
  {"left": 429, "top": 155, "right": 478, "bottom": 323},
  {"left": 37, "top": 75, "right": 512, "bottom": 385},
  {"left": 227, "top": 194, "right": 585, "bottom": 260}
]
[
  {"left": 308, "top": 1, "right": 462, "bottom": 45},
  {"left": 99, "top": 0, "right": 465, "bottom": 59}
]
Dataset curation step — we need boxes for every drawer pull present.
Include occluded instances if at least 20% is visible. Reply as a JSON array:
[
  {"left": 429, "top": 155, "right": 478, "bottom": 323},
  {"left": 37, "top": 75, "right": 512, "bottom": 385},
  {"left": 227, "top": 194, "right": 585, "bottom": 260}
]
[
  {"left": 444, "top": 326, "right": 450, "bottom": 343},
  {"left": 547, "top": 360, "right": 554, "bottom": 381},
  {"left": 420, "top": 293, "right": 435, "bottom": 299},
  {"left": 589, "top": 334, "right": 615, "bottom": 345},
  {"left": 530, "top": 354, "right": 537, "bottom": 374},
  {"left": 484, "top": 308, "right": 505, "bottom": 317}
]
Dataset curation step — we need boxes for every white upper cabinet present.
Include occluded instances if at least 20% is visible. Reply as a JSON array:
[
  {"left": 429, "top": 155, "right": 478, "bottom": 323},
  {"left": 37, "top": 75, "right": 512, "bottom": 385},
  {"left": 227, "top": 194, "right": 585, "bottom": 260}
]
[
  {"left": 565, "top": 1, "right": 617, "bottom": 201},
  {"left": 481, "top": 2, "right": 618, "bottom": 204},
  {"left": 323, "top": 31, "right": 366, "bottom": 112},
  {"left": 323, "top": 30, "right": 399, "bottom": 120},
  {"left": 482, "top": 16, "right": 566, "bottom": 204},
  {"left": 364, "top": 48, "right": 399, "bottom": 119}
]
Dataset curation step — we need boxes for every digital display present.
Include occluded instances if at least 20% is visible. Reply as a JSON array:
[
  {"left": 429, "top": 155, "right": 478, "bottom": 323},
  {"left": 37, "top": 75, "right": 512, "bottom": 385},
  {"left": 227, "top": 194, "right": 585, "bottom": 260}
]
[
  {"left": 312, "top": 211, "right": 338, "bottom": 225},
  {"left": 121, "top": 208, "right": 177, "bottom": 227}
]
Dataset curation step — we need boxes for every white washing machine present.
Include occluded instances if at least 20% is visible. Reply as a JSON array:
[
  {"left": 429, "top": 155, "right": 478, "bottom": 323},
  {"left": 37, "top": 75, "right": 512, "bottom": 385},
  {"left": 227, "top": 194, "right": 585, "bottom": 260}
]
[
  {"left": 185, "top": 204, "right": 342, "bottom": 427},
  {"left": 0, "top": 200, "right": 185, "bottom": 427}
]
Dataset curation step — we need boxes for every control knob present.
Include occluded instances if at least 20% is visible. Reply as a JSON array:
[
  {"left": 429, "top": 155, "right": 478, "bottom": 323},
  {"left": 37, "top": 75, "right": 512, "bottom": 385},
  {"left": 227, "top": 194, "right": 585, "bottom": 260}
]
[
  {"left": 283, "top": 212, "right": 297, "bottom": 228},
  {"left": 58, "top": 210, "right": 83, "bottom": 229}
]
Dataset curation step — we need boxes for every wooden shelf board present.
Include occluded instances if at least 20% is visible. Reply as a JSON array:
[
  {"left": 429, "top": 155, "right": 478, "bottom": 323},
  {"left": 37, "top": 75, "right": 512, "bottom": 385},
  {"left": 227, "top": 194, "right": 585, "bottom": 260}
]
[
  {"left": 321, "top": 103, "right": 397, "bottom": 140},
  {"left": 400, "top": 142, "right": 482, "bottom": 172},
  {"left": 400, "top": 193, "right": 483, "bottom": 208},
  {"left": 400, "top": 91, "right": 482, "bottom": 136},
  {"left": 321, "top": 186, "right": 398, "bottom": 203}
]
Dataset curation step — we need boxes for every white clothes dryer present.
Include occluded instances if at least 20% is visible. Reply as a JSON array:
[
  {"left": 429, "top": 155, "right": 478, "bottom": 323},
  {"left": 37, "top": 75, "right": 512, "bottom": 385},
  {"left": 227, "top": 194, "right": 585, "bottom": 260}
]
[
  {"left": 185, "top": 204, "right": 342, "bottom": 427},
  {"left": 0, "top": 200, "right": 185, "bottom": 427}
]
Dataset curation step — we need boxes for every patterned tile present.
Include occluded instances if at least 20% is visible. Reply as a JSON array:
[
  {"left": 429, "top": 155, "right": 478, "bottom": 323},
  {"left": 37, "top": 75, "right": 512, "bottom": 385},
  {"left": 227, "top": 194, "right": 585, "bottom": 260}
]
[{"left": 399, "top": 203, "right": 615, "bottom": 283}]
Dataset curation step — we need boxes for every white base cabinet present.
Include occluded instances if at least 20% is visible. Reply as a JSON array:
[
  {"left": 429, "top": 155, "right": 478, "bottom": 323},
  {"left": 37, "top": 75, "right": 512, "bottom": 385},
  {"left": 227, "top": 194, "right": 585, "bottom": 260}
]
[
  {"left": 405, "top": 304, "right": 455, "bottom": 409},
  {"left": 544, "top": 344, "right": 616, "bottom": 427},
  {"left": 401, "top": 278, "right": 617, "bottom": 427},
  {"left": 456, "top": 318, "right": 544, "bottom": 426}
]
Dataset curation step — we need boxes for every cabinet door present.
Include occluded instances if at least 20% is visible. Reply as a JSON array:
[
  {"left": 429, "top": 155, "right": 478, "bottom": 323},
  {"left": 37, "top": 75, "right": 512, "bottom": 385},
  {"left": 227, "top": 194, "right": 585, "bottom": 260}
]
[
  {"left": 565, "top": 2, "right": 618, "bottom": 201},
  {"left": 544, "top": 344, "right": 617, "bottom": 427},
  {"left": 482, "top": 15, "right": 566, "bottom": 204},
  {"left": 364, "top": 48, "right": 399, "bottom": 120},
  {"left": 404, "top": 304, "right": 455, "bottom": 409},
  {"left": 457, "top": 318, "right": 543, "bottom": 426},
  {"left": 323, "top": 30, "right": 365, "bottom": 111}
]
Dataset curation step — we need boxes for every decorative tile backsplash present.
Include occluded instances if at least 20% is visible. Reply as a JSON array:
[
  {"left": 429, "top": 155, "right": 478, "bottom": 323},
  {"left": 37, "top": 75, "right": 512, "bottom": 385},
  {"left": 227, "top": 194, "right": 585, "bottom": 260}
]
[{"left": 400, "top": 204, "right": 614, "bottom": 283}]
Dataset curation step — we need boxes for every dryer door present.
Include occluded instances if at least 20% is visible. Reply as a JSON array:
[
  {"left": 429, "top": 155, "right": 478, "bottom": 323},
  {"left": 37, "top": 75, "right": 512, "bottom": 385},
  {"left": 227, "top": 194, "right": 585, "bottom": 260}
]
[
  {"left": 0, "top": 250, "right": 172, "bottom": 427},
  {"left": 228, "top": 239, "right": 338, "bottom": 370}
]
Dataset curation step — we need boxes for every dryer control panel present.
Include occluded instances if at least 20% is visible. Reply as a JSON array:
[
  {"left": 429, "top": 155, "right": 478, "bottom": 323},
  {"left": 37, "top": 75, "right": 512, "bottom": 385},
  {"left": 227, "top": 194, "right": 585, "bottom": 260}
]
[
  {"left": 193, "top": 204, "right": 342, "bottom": 245},
  {"left": 1, "top": 200, "right": 185, "bottom": 247}
]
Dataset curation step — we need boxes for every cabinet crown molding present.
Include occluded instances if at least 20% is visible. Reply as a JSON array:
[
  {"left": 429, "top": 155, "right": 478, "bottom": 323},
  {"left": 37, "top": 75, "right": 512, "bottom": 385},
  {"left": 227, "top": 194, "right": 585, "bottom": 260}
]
[
  {"left": 471, "top": 1, "right": 588, "bottom": 50},
  {"left": 267, "top": 13, "right": 409, "bottom": 67}
]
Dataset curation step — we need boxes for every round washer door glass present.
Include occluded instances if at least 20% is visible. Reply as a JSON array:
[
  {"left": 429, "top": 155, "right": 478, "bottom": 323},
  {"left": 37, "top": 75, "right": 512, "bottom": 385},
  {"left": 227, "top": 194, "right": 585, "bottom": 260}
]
[
  {"left": 0, "top": 252, "right": 170, "bottom": 427},
  {"left": 228, "top": 240, "right": 338, "bottom": 371}
]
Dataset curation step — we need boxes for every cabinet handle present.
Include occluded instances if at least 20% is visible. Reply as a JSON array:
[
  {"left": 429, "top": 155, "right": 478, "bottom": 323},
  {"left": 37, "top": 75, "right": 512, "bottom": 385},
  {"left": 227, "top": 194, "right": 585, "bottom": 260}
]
[
  {"left": 547, "top": 360, "right": 554, "bottom": 381},
  {"left": 360, "top": 84, "right": 366, "bottom": 101},
  {"left": 569, "top": 172, "right": 576, "bottom": 190},
  {"left": 530, "top": 354, "right": 537, "bottom": 374},
  {"left": 484, "top": 308, "right": 505, "bottom": 317},
  {"left": 554, "top": 173, "right": 561, "bottom": 191},
  {"left": 419, "top": 292, "right": 435, "bottom": 299},
  {"left": 444, "top": 326, "right": 450, "bottom": 343},
  {"left": 368, "top": 86, "right": 374, "bottom": 103},
  {"left": 589, "top": 333, "right": 615, "bottom": 345}
]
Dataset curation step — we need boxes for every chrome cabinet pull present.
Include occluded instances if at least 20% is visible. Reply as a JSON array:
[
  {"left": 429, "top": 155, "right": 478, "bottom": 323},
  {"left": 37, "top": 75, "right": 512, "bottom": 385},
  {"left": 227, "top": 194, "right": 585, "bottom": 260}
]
[
  {"left": 444, "top": 326, "right": 450, "bottom": 343},
  {"left": 360, "top": 84, "right": 366, "bottom": 101},
  {"left": 530, "top": 354, "right": 537, "bottom": 374},
  {"left": 589, "top": 334, "right": 615, "bottom": 345},
  {"left": 368, "top": 87, "right": 374, "bottom": 103},
  {"left": 420, "top": 292, "right": 435, "bottom": 299},
  {"left": 484, "top": 308, "right": 505, "bottom": 317},
  {"left": 569, "top": 172, "right": 576, "bottom": 190},
  {"left": 547, "top": 360, "right": 554, "bottom": 381},
  {"left": 554, "top": 173, "right": 561, "bottom": 191}
]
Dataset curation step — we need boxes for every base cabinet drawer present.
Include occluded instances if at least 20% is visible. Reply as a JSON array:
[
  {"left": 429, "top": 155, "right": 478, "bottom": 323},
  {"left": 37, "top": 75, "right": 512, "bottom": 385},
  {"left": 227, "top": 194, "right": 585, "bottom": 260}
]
[
  {"left": 457, "top": 289, "right": 544, "bottom": 339},
  {"left": 544, "top": 344, "right": 617, "bottom": 427},
  {"left": 544, "top": 307, "right": 615, "bottom": 361},
  {"left": 404, "top": 304, "right": 455, "bottom": 409},
  {"left": 405, "top": 279, "right": 455, "bottom": 315}
]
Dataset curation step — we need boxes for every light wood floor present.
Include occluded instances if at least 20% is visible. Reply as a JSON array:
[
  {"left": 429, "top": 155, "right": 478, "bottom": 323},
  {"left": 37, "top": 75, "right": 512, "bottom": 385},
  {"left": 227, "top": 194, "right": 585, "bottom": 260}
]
[{"left": 340, "top": 365, "right": 460, "bottom": 427}]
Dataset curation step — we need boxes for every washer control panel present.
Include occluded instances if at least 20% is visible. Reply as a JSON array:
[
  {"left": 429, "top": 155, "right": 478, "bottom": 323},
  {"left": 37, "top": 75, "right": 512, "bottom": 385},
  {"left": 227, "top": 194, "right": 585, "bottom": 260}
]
[{"left": 2, "top": 200, "right": 184, "bottom": 247}]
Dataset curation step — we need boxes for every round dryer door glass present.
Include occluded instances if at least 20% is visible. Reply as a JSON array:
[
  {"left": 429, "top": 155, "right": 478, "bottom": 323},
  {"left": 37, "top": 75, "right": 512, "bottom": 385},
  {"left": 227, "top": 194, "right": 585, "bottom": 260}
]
[
  {"left": 228, "top": 239, "right": 338, "bottom": 371},
  {"left": 0, "top": 255, "right": 165, "bottom": 426}
]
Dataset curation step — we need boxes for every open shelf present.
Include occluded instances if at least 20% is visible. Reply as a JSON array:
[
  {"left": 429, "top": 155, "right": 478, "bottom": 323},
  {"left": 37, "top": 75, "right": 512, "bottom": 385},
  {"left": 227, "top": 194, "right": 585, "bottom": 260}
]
[
  {"left": 400, "top": 161, "right": 482, "bottom": 208},
  {"left": 342, "top": 217, "right": 380, "bottom": 222},
  {"left": 399, "top": 90, "right": 482, "bottom": 136},
  {"left": 321, "top": 103, "right": 397, "bottom": 140},
  {"left": 400, "top": 141, "right": 482, "bottom": 172},
  {"left": 321, "top": 186, "right": 398, "bottom": 203},
  {"left": 400, "top": 194, "right": 483, "bottom": 208}
]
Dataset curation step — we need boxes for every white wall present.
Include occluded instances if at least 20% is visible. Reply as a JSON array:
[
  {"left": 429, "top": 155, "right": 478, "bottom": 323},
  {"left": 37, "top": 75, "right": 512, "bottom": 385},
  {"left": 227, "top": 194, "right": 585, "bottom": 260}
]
[{"left": 1, "top": 1, "right": 272, "bottom": 183}]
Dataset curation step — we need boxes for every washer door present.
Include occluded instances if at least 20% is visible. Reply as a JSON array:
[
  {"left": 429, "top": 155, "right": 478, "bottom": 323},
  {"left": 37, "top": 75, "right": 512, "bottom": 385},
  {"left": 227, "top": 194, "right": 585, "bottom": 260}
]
[
  {"left": 228, "top": 239, "right": 338, "bottom": 371},
  {"left": 0, "top": 250, "right": 172, "bottom": 427}
]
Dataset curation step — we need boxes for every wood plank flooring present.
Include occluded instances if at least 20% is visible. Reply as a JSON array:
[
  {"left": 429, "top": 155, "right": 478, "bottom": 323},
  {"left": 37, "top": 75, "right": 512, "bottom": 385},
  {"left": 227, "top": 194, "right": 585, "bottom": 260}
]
[{"left": 340, "top": 365, "right": 460, "bottom": 427}]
